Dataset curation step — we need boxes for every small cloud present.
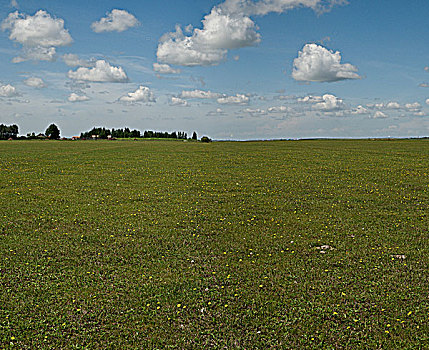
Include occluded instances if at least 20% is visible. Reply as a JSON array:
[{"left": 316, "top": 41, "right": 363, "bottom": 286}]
[
  {"left": 426, "top": 98, "right": 429, "bottom": 105},
  {"left": 0, "top": 84, "right": 19, "bottom": 97},
  {"left": 372, "top": 111, "right": 388, "bottom": 119},
  {"left": 153, "top": 63, "right": 181, "bottom": 74},
  {"left": 68, "top": 60, "right": 128, "bottom": 83},
  {"left": 233, "top": 55, "right": 240, "bottom": 61},
  {"left": 312, "top": 94, "right": 344, "bottom": 111},
  {"left": 10, "top": 0, "right": 18, "bottom": 8},
  {"left": 24, "top": 77, "right": 46, "bottom": 88},
  {"left": 206, "top": 108, "right": 226, "bottom": 116},
  {"left": 419, "top": 83, "right": 429, "bottom": 88},
  {"left": 425, "top": 67, "right": 429, "bottom": 72},
  {"left": 386, "top": 102, "right": 401, "bottom": 109},
  {"left": 180, "top": 89, "right": 221, "bottom": 99},
  {"left": 63, "top": 54, "right": 95, "bottom": 68},
  {"left": 351, "top": 105, "right": 369, "bottom": 115},
  {"left": 217, "top": 93, "right": 249, "bottom": 105},
  {"left": 242, "top": 108, "right": 266, "bottom": 116},
  {"left": 292, "top": 44, "right": 361, "bottom": 82},
  {"left": 119, "top": 86, "right": 156, "bottom": 103},
  {"left": 68, "top": 93, "right": 89, "bottom": 102},
  {"left": 170, "top": 96, "right": 189, "bottom": 106},
  {"left": 91, "top": 9, "right": 139, "bottom": 33}
]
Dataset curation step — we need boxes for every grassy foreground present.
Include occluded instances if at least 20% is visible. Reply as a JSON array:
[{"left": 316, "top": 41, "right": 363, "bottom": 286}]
[{"left": 1, "top": 140, "right": 428, "bottom": 349}]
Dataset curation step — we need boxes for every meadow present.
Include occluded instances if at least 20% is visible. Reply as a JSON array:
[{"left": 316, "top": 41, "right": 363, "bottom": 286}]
[{"left": 0, "top": 139, "right": 428, "bottom": 349}]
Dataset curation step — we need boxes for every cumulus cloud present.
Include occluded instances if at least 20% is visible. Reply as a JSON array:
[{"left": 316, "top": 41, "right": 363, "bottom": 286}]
[
  {"left": 267, "top": 106, "right": 292, "bottom": 113},
  {"left": 386, "top": 102, "right": 401, "bottom": 109},
  {"left": 426, "top": 99, "right": 429, "bottom": 105},
  {"left": 156, "top": 0, "right": 342, "bottom": 67},
  {"left": 180, "top": 89, "right": 221, "bottom": 99},
  {"left": 91, "top": 9, "right": 139, "bottom": 33},
  {"left": 292, "top": 44, "right": 360, "bottom": 82},
  {"left": 425, "top": 67, "right": 429, "bottom": 72},
  {"left": 119, "top": 86, "right": 156, "bottom": 103},
  {"left": 68, "top": 93, "right": 89, "bottom": 102},
  {"left": 217, "top": 93, "right": 249, "bottom": 105},
  {"left": 24, "top": 77, "right": 46, "bottom": 88},
  {"left": 170, "top": 97, "right": 189, "bottom": 106},
  {"left": 372, "top": 111, "right": 388, "bottom": 119},
  {"left": 153, "top": 63, "right": 181, "bottom": 74},
  {"left": 0, "top": 84, "right": 19, "bottom": 97},
  {"left": 1, "top": 10, "right": 72, "bottom": 62},
  {"left": 312, "top": 94, "right": 344, "bottom": 111},
  {"left": 351, "top": 105, "right": 369, "bottom": 115},
  {"left": 68, "top": 60, "right": 128, "bottom": 83},
  {"left": 420, "top": 83, "right": 429, "bottom": 88},
  {"left": 298, "top": 95, "right": 324, "bottom": 103},
  {"left": 405, "top": 102, "right": 421, "bottom": 112},
  {"left": 63, "top": 53, "right": 95, "bottom": 68}
]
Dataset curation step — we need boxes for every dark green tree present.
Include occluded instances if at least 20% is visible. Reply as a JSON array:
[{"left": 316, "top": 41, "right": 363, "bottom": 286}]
[
  {"left": 45, "top": 124, "right": 60, "bottom": 139},
  {"left": 192, "top": 131, "right": 197, "bottom": 140}
]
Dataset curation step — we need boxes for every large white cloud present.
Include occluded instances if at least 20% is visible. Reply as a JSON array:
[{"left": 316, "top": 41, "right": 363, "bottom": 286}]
[
  {"left": 0, "top": 84, "right": 19, "bottom": 97},
  {"left": 405, "top": 102, "right": 421, "bottom": 112},
  {"left": 68, "top": 60, "right": 128, "bottom": 83},
  {"left": 68, "top": 93, "right": 89, "bottom": 102},
  {"left": 217, "top": 93, "right": 249, "bottom": 105},
  {"left": 63, "top": 54, "right": 95, "bottom": 68},
  {"left": 292, "top": 44, "right": 360, "bottom": 82},
  {"left": 24, "top": 77, "right": 46, "bottom": 88},
  {"left": 1, "top": 10, "right": 72, "bottom": 62},
  {"left": 312, "top": 94, "right": 344, "bottom": 111},
  {"left": 153, "top": 63, "right": 181, "bottom": 74},
  {"left": 180, "top": 89, "right": 222, "bottom": 99},
  {"left": 91, "top": 9, "right": 139, "bottom": 33},
  {"left": 156, "top": 0, "right": 341, "bottom": 67},
  {"left": 119, "top": 86, "right": 155, "bottom": 103}
]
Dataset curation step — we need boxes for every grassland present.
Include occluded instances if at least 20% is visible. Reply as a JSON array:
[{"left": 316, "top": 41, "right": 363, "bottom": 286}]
[{"left": 0, "top": 139, "right": 428, "bottom": 349}]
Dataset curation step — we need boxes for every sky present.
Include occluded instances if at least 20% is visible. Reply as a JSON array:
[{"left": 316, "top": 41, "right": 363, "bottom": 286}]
[{"left": 0, "top": 0, "right": 428, "bottom": 139}]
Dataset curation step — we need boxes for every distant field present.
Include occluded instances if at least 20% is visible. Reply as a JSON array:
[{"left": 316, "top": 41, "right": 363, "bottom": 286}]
[{"left": 1, "top": 140, "right": 428, "bottom": 349}]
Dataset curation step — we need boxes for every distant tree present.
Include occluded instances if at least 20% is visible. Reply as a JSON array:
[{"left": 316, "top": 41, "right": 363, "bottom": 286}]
[
  {"left": 192, "top": 131, "right": 197, "bottom": 140},
  {"left": 201, "top": 136, "right": 212, "bottom": 143},
  {"left": 45, "top": 124, "right": 60, "bottom": 139}
]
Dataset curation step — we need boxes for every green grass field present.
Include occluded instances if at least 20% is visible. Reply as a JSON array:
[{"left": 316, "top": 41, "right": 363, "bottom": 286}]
[{"left": 1, "top": 140, "right": 428, "bottom": 349}]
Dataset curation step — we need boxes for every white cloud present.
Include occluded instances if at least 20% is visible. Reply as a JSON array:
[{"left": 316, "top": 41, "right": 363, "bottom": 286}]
[
  {"left": 0, "top": 84, "right": 19, "bottom": 97},
  {"left": 207, "top": 108, "right": 226, "bottom": 116},
  {"left": 63, "top": 54, "right": 95, "bottom": 68},
  {"left": 420, "top": 83, "right": 429, "bottom": 88},
  {"left": 425, "top": 67, "right": 429, "bottom": 72},
  {"left": 24, "top": 77, "right": 46, "bottom": 88},
  {"left": 119, "top": 86, "right": 156, "bottom": 103},
  {"left": 372, "top": 111, "right": 388, "bottom": 119},
  {"left": 268, "top": 106, "right": 292, "bottom": 113},
  {"left": 156, "top": 0, "right": 341, "bottom": 67},
  {"left": 405, "top": 102, "right": 421, "bottom": 112},
  {"left": 68, "top": 93, "right": 90, "bottom": 102},
  {"left": 312, "top": 94, "right": 344, "bottom": 111},
  {"left": 298, "top": 95, "right": 324, "bottom": 103},
  {"left": 386, "top": 102, "right": 401, "bottom": 109},
  {"left": 1, "top": 10, "right": 72, "bottom": 62},
  {"left": 170, "top": 97, "right": 189, "bottom": 106},
  {"left": 292, "top": 44, "right": 360, "bottom": 82},
  {"left": 10, "top": 0, "right": 18, "bottom": 8},
  {"left": 180, "top": 89, "right": 221, "bottom": 99},
  {"left": 68, "top": 60, "right": 128, "bottom": 83},
  {"left": 217, "top": 93, "right": 249, "bottom": 105},
  {"left": 91, "top": 9, "right": 139, "bottom": 33},
  {"left": 351, "top": 105, "right": 369, "bottom": 115},
  {"left": 426, "top": 99, "right": 429, "bottom": 105},
  {"left": 153, "top": 63, "right": 181, "bottom": 74},
  {"left": 243, "top": 108, "right": 266, "bottom": 116}
]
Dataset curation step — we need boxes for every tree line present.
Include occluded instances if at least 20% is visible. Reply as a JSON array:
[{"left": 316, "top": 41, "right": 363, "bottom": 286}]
[{"left": 1, "top": 123, "right": 211, "bottom": 142}]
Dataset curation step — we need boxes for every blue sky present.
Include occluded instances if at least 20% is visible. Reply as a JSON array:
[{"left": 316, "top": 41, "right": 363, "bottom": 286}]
[{"left": 0, "top": 0, "right": 428, "bottom": 139}]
